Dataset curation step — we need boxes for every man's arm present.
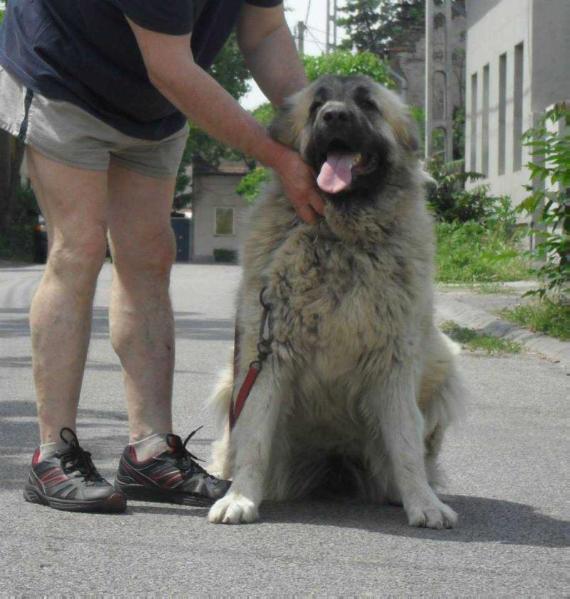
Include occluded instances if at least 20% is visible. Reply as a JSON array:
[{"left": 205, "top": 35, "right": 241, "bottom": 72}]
[
  {"left": 236, "top": 3, "right": 308, "bottom": 107},
  {"left": 128, "top": 20, "right": 323, "bottom": 224}
]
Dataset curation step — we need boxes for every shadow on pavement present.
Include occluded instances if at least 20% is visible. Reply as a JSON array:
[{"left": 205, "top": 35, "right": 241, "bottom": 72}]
[
  {"left": 0, "top": 307, "right": 111, "bottom": 340},
  {"left": 255, "top": 496, "right": 570, "bottom": 549},
  {"left": 0, "top": 307, "right": 233, "bottom": 342},
  {"left": 175, "top": 315, "right": 234, "bottom": 341}
]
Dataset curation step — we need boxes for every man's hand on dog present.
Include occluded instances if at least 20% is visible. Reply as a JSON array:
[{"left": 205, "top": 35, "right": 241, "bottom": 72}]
[{"left": 274, "top": 149, "right": 325, "bottom": 224}]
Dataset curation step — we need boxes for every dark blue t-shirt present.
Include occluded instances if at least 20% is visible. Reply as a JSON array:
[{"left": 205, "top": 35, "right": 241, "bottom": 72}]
[{"left": 0, "top": 0, "right": 281, "bottom": 140}]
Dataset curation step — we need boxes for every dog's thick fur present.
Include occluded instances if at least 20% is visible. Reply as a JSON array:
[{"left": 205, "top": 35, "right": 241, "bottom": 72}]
[{"left": 208, "top": 76, "right": 464, "bottom": 528}]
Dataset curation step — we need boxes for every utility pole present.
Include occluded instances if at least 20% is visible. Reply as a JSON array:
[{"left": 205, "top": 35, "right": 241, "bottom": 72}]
[
  {"left": 326, "top": 0, "right": 338, "bottom": 54},
  {"left": 425, "top": 0, "right": 433, "bottom": 158},
  {"left": 296, "top": 20, "right": 306, "bottom": 56}
]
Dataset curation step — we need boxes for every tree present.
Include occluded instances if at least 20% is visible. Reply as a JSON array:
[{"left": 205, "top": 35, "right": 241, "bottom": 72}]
[
  {"left": 337, "top": 0, "right": 424, "bottom": 58},
  {"left": 303, "top": 50, "right": 393, "bottom": 86}
]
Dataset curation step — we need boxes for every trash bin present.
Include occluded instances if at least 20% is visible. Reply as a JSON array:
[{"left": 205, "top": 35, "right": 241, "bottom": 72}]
[{"left": 170, "top": 216, "right": 192, "bottom": 262}]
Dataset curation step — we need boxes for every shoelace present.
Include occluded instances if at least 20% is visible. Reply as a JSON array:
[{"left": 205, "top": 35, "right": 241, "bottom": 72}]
[
  {"left": 166, "top": 427, "right": 215, "bottom": 479},
  {"left": 59, "top": 427, "right": 103, "bottom": 483}
]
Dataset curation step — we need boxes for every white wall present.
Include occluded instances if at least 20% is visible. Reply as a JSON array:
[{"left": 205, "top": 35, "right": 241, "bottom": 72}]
[
  {"left": 465, "top": 0, "right": 533, "bottom": 206},
  {"left": 192, "top": 174, "right": 250, "bottom": 263}
]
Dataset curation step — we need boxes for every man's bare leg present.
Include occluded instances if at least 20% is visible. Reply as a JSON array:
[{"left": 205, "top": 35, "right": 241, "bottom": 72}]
[
  {"left": 26, "top": 148, "right": 109, "bottom": 444},
  {"left": 107, "top": 161, "right": 177, "bottom": 442}
]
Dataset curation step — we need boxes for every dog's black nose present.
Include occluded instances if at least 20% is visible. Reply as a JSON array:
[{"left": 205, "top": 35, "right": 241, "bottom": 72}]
[{"left": 321, "top": 106, "right": 350, "bottom": 124}]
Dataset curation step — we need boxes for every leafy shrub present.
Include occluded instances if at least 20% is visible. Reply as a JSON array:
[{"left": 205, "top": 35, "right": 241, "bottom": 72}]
[
  {"left": 518, "top": 102, "right": 570, "bottom": 300},
  {"left": 426, "top": 159, "right": 500, "bottom": 223}
]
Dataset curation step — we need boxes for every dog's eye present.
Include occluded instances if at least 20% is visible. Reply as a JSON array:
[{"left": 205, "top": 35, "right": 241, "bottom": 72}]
[
  {"left": 309, "top": 101, "right": 323, "bottom": 115},
  {"left": 358, "top": 98, "right": 379, "bottom": 112}
]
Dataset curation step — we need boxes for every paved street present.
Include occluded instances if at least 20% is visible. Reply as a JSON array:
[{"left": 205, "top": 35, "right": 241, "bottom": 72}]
[{"left": 0, "top": 263, "right": 568, "bottom": 597}]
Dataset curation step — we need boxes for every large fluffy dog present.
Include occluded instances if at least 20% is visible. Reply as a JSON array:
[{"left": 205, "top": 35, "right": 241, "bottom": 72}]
[{"left": 208, "top": 75, "right": 463, "bottom": 528}]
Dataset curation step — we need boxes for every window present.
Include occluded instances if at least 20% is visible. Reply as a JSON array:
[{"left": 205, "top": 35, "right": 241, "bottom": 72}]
[
  {"left": 498, "top": 52, "right": 507, "bottom": 175},
  {"left": 470, "top": 72, "right": 478, "bottom": 172},
  {"left": 214, "top": 207, "right": 234, "bottom": 236},
  {"left": 513, "top": 42, "right": 524, "bottom": 171},
  {"left": 482, "top": 64, "right": 490, "bottom": 177}
]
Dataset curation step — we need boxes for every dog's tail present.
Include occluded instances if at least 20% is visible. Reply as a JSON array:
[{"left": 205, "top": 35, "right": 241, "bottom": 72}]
[{"left": 207, "top": 363, "right": 234, "bottom": 479}]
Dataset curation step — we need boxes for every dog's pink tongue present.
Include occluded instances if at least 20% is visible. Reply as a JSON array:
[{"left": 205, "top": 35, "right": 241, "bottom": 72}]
[{"left": 317, "top": 153, "right": 355, "bottom": 194}]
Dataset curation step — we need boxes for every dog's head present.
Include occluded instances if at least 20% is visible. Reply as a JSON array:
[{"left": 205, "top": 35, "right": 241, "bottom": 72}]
[{"left": 270, "top": 75, "right": 419, "bottom": 207}]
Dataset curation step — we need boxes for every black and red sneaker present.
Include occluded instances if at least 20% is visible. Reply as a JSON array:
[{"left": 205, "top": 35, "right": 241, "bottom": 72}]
[
  {"left": 115, "top": 430, "right": 230, "bottom": 506},
  {"left": 23, "top": 428, "right": 126, "bottom": 513}
]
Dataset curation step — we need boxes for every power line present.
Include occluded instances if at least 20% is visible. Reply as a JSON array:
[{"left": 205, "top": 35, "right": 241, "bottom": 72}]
[
  {"left": 305, "top": 26, "right": 327, "bottom": 53},
  {"left": 305, "top": 0, "right": 312, "bottom": 26}
]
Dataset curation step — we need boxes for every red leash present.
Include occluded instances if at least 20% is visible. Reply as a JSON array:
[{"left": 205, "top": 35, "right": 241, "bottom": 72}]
[{"left": 229, "top": 288, "right": 272, "bottom": 430}]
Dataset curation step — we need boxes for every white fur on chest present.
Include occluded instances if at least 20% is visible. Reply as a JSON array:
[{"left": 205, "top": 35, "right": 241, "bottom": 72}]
[{"left": 266, "top": 226, "right": 417, "bottom": 384}]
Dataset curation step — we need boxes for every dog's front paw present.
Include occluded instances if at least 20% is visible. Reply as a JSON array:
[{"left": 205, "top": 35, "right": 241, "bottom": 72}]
[
  {"left": 405, "top": 495, "right": 457, "bottom": 529},
  {"left": 208, "top": 492, "right": 259, "bottom": 525}
]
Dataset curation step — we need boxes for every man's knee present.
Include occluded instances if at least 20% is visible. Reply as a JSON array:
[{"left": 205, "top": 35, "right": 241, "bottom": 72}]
[
  {"left": 112, "top": 227, "right": 176, "bottom": 278},
  {"left": 47, "top": 226, "right": 107, "bottom": 283}
]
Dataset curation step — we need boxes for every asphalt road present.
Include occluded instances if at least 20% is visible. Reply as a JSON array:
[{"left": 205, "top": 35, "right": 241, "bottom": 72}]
[{"left": 0, "top": 263, "right": 568, "bottom": 597}]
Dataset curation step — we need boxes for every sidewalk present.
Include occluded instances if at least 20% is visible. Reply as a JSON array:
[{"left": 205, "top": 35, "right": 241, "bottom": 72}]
[{"left": 435, "top": 282, "right": 570, "bottom": 370}]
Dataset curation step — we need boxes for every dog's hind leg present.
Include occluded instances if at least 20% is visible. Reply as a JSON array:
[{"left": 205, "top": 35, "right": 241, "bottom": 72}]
[
  {"left": 420, "top": 330, "right": 465, "bottom": 491},
  {"left": 368, "top": 361, "right": 458, "bottom": 529},
  {"left": 208, "top": 357, "right": 284, "bottom": 524}
]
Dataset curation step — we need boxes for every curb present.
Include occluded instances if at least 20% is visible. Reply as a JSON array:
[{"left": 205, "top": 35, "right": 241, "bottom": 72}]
[{"left": 435, "top": 294, "right": 570, "bottom": 371}]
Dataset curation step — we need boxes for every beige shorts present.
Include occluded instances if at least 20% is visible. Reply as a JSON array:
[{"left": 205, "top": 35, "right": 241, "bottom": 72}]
[{"left": 0, "top": 65, "right": 188, "bottom": 178}]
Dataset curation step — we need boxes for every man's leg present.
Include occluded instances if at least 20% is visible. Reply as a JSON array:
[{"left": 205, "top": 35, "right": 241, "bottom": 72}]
[
  {"left": 108, "top": 161, "right": 230, "bottom": 505},
  {"left": 27, "top": 147, "right": 109, "bottom": 444},
  {"left": 106, "top": 161, "right": 176, "bottom": 442}
]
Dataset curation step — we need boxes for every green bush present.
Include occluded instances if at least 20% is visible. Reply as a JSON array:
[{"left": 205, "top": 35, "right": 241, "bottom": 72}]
[{"left": 426, "top": 159, "right": 503, "bottom": 224}]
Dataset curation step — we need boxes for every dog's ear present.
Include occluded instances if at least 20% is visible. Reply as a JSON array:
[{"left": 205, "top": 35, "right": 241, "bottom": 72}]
[
  {"left": 268, "top": 92, "right": 305, "bottom": 150},
  {"left": 392, "top": 110, "right": 420, "bottom": 155},
  {"left": 378, "top": 84, "right": 421, "bottom": 155}
]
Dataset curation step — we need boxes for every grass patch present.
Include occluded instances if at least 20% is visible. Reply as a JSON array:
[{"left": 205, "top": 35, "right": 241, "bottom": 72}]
[
  {"left": 441, "top": 321, "right": 522, "bottom": 355},
  {"left": 472, "top": 282, "right": 519, "bottom": 295},
  {"left": 438, "top": 282, "right": 520, "bottom": 295},
  {"left": 500, "top": 301, "right": 570, "bottom": 341},
  {"left": 436, "top": 222, "right": 532, "bottom": 284}
]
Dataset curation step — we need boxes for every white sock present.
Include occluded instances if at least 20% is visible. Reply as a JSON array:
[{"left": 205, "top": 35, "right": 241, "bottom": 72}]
[
  {"left": 39, "top": 440, "right": 68, "bottom": 461},
  {"left": 130, "top": 433, "right": 170, "bottom": 461}
]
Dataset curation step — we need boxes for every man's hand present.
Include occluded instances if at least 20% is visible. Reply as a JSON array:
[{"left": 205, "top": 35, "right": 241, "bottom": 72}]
[{"left": 272, "top": 150, "right": 325, "bottom": 224}]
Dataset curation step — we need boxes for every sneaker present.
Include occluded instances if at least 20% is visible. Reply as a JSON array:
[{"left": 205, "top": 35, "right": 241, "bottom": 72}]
[
  {"left": 23, "top": 428, "right": 127, "bottom": 513},
  {"left": 115, "top": 429, "right": 230, "bottom": 506}
]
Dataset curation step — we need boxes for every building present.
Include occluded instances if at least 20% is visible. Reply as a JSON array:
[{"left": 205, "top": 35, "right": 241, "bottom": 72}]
[
  {"left": 191, "top": 158, "right": 251, "bottom": 263},
  {"left": 464, "top": 0, "right": 570, "bottom": 206}
]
